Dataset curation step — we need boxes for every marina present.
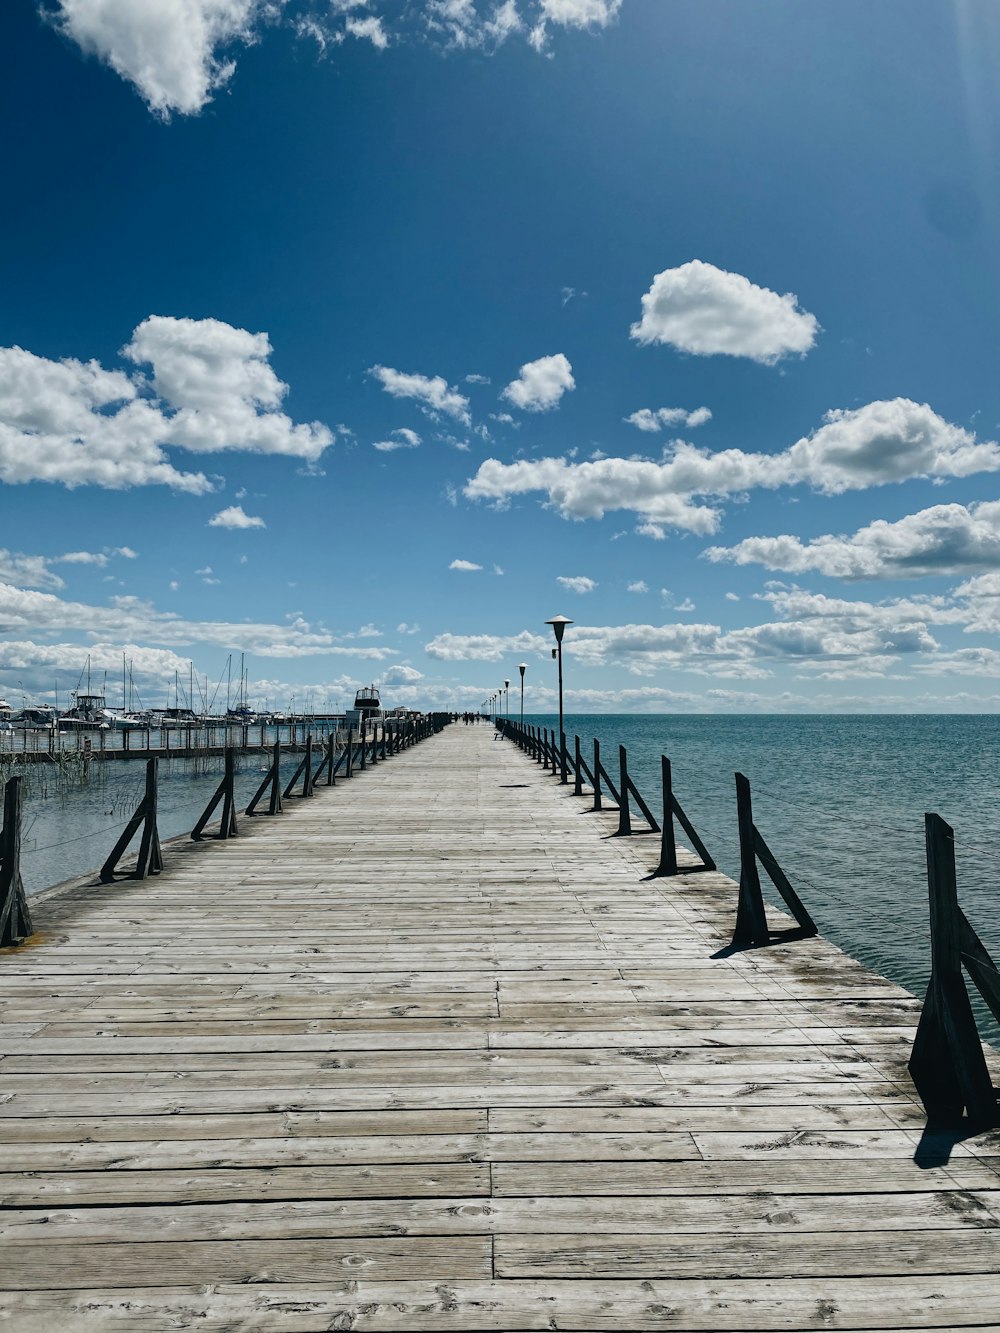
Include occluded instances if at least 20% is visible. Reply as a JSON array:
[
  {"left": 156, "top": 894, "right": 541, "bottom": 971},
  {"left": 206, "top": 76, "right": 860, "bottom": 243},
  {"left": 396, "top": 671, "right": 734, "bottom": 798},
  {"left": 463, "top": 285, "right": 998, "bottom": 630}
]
[{"left": 1, "top": 721, "right": 998, "bottom": 1328}]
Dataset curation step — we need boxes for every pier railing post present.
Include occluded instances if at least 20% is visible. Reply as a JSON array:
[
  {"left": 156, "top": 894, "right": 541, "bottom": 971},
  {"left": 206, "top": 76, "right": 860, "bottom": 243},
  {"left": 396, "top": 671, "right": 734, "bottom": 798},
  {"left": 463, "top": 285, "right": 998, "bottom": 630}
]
[
  {"left": 617, "top": 745, "right": 633, "bottom": 836},
  {"left": 909, "top": 813, "right": 1000, "bottom": 1127},
  {"left": 100, "top": 758, "right": 163, "bottom": 883},
  {"left": 592, "top": 738, "right": 602, "bottom": 810},
  {"left": 0, "top": 777, "right": 33, "bottom": 946},
  {"left": 192, "top": 746, "right": 239, "bottom": 841},
  {"left": 615, "top": 745, "right": 660, "bottom": 837},
  {"left": 573, "top": 735, "right": 583, "bottom": 796},
  {"left": 282, "top": 733, "right": 314, "bottom": 799},
  {"left": 246, "top": 741, "right": 283, "bottom": 816},
  {"left": 731, "top": 772, "right": 816, "bottom": 948},
  {"left": 651, "top": 756, "right": 716, "bottom": 877},
  {"left": 560, "top": 731, "right": 568, "bottom": 785}
]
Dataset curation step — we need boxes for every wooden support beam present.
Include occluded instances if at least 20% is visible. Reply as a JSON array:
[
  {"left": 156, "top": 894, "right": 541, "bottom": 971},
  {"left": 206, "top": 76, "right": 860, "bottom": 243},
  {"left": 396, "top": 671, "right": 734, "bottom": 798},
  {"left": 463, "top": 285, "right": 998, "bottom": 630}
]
[
  {"left": 909, "top": 813, "right": 1000, "bottom": 1128},
  {"left": 245, "top": 742, "right": 283, "bottom": 817},
  {"left": 730, "top": 772, "right": 816, "bottom": 948},
  {"left": 191, "top": 747, "right": 239, "bottom": 841},
  {"left": 100, "top": 758, "right": 163, "bottom": 883},
  {"left": 0, "top": 776, "right": 32, "bottom": 946}
]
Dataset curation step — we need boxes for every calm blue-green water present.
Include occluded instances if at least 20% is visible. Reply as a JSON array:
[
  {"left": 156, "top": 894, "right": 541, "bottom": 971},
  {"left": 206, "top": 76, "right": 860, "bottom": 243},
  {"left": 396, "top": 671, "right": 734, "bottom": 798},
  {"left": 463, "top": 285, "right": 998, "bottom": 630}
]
[
  {"left": 15, "top": 751, "right": 324, "bottom": 898},
  {"left": 527, "top": 714, "right": 1000, "bottom": 1043}
]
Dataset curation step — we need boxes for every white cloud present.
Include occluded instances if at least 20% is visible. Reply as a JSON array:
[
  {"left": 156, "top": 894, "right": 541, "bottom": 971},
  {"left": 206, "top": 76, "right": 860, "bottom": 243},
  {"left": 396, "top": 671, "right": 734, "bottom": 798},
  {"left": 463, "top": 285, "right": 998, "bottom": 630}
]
[
  {"left": 465, "top": 456, "right": 721, "bottom": 533},
  {"left": 502, "top": 353, "right": 575, "bottom": 412},
  {"left": 706, "top": 500, "right": 1000, "bottom": 580},
  {"left": 208, "top": 504, "right": 266, "bottom": 529},
  {"left": 380, "top": 663, "right": 424, "bottom": 687},
  {"left": 396, "top": 621, "right": 421, "bottom": 634},
  {"left": 557, "top": 574, "right": 597, "bottom": 594},
  {"left": 0, "top": 546, "right": 138, "bottom": 591},
  {"left": 0, "top": 582, "right": 404, "bottom": 661},
  {"left": 425, "top": 630, "right": 550, "bottom": 661},
  {"left": 627, "top": 580, "right": 648, "bottom": 593},
  {"left": 784, "top": 399, "right": 999, "bottom": 493},
  {"left": 50, "top": 0, "right": 283, "bottom": 119},
  {"left": 0, "top": 343, "right": 210, "bottom": 493},
  {"left": 369, "top": 365, "right": 471, "bottom": 425},
  {"left": 0, "top": 316, "right": 331, "bottom": 492},
  {"left": 626, "top": 406, "right": 711, "bottom": 432},
  {"left": 124, "top": 316, "right": 332, "bottom": 461},
  {"left": 540, "top": 0, "right": 621, "bottom": 25},
  {"left": 630, "top": 260, "right": 819, "bottom": 365},
  {"left": 465, "top": 400, "right": 1000, "bottom": 535},
  {"left": 345, "top": 14, "right": 388, "bottom": 46},
  {"left": 373, "top": 427, "right": 422, "bottom": 452},
  {"left": 449, "top": 558, "right": 483, "bottom": 571}
]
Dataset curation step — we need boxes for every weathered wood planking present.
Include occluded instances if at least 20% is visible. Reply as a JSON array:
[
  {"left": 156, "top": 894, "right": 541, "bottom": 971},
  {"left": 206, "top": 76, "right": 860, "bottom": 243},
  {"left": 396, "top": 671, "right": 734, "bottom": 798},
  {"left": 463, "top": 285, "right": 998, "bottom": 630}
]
[{"left": 2, "top": 721, "right": 999, "bottom": 1329}]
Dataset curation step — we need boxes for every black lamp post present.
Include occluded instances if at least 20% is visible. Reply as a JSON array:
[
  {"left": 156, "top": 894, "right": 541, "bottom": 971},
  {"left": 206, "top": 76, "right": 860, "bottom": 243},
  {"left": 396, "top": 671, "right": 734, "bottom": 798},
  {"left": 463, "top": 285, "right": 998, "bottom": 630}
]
[
  {"left": 545, "top": 615, "right": 573, "bottom": 783},
  {"left": 504, "top": 678, "right": 510, "bottom": 721},
  {"left": 518, "top": 663, "right": 526, "bottom": 726}
]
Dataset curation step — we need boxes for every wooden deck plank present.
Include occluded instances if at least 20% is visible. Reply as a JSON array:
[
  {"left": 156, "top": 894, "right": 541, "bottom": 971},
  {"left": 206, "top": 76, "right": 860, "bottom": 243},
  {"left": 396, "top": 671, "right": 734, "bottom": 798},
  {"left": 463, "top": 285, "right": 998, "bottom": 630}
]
[{"left": 2, "top": 721, "right": 999, "bottom": 1329}]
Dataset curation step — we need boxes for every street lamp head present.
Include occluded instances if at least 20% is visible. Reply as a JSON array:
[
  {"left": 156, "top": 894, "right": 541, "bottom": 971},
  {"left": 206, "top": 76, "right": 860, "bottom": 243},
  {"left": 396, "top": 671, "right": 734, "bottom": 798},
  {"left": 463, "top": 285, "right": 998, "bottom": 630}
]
[
  {"left": 504, "top": 679, "right": 510, "bottom": 689},
  {"left": 518, "top": 662, "right": 526, "bottom": 678},
  {"left": 545, "top": 615, "right": 573, "bottom": 644}
]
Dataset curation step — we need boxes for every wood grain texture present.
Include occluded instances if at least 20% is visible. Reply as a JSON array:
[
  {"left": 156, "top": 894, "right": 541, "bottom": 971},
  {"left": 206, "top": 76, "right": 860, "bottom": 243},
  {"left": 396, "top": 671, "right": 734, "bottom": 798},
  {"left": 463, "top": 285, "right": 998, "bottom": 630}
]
[{"left": 2, "top": 721, "right": 999, "bottom": 1327}]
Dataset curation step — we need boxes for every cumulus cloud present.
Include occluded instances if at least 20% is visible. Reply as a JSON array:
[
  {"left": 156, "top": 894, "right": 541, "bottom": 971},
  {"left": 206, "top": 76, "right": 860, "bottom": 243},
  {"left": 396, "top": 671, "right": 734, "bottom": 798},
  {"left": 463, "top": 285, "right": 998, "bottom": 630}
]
[
  {"left": 124, "top": 316, "right": 332, "bottom": 461},
  {"left": 627, "top": 580, "right": 648, "bottom": 593},
  {"left": 449, "top": 558, "right": 483, "bottom": 571},
  {"left": 373, "top": 427, "right": 422, "bottom": 452},
  {"left": 502, "top": 354, "right": 575, "bottom": 412},
  {"left": 48, "top": 0, "right": 283, "bottom": 118},
  {"left": 425, "top": 629, "right": 550, "bottom": 661},
  {"left": 465, "top": 456, "right": 721, "bottom": 533},
  {"left": 208, "top": 504, "right": 266, "bottom": 529},
  {"left": 0, "top": 582, "right": 403, "bottom": 661},
  {"left": 0, "top": 316, "right": 332, "bottom": 492},
  {"left": 706, "top": 500, "right": 1000, "bottom": 580},
  {"left": 345, "top": 14, "right": 388, "bottom": 46},
  {"left": 557, "top": 574, "right": 597, "bottom": 594},
  {"left": 626, "top": 406, "right": 712, "bottom": 432},
  {"left": 380, "top": 663, "right": 424, "bottom": 687},
  {"left": 465, "top": 400, "right": 1000, "bottom": 535},
  {"left": 369, "top": 365, "right": 471, "bottom": 425},
  {"left": 630, "top": 260, "right": 819, "bottom": 365},
  {"left": 0, "top": 546, "right": 139, "bottom": 591},
  {"left": 424, "top": 586, "right": 960, "bottom": 680},
  {"left": 53, "top": 0, "right": 627, "bottom": 119}
]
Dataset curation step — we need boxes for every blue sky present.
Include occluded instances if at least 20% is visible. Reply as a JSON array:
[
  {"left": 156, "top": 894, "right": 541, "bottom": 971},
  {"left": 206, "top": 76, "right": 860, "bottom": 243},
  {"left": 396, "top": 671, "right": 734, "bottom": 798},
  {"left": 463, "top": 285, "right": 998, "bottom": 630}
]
[{"left": 4, "top": 0, "right": 1000, "bottom": 713}]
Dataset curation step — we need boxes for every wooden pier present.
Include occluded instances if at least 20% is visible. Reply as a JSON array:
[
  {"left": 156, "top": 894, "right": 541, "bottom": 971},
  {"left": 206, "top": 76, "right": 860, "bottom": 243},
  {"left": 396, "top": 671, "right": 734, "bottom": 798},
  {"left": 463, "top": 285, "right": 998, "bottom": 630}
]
[{"left": 1, "top": 723, "right": 1000, "bottom": 1329}]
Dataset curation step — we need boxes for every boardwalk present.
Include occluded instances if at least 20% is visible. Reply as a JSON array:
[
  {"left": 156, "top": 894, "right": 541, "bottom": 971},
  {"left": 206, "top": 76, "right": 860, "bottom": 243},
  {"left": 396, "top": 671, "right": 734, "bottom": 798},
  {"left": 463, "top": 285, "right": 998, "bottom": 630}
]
[{"left": 2, "top": 723, "right": 1000, "bottom": 1329}]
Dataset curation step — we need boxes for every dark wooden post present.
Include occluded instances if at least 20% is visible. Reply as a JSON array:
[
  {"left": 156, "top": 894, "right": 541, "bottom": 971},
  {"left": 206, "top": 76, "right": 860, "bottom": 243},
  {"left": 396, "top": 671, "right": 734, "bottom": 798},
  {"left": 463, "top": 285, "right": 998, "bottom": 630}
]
[
  {"left": 0, "top": 777, "right": 33, "bottom": 946},
  {"left": 192, "top": 746, "right": 239, "bottom": 840},
  {"left": 655, "top": 756, "right": 678, "bottom": 876},
  {"left": 346, "top": 726, "right": 355, "bottom": 777},
  {"left": 574, "top": 735, "right": 583, "bottom": 796},
  {"left": 592, "top": 738, "right": 603, "bottom": 811},
  {"left": 909, "top": 813, "right": 998, "bottom": 1126},
  {"left": 733, "top": 772, "right": 769, "bottom": 947},
  {"left": 616, "top": 745, "right": 633, "bottom": 836},
  {"left": 100, "top": 758, "right": 163, "bottom": 882},
  {"left": 246, "top": 741, "right": 283, "bottom": 816}
]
